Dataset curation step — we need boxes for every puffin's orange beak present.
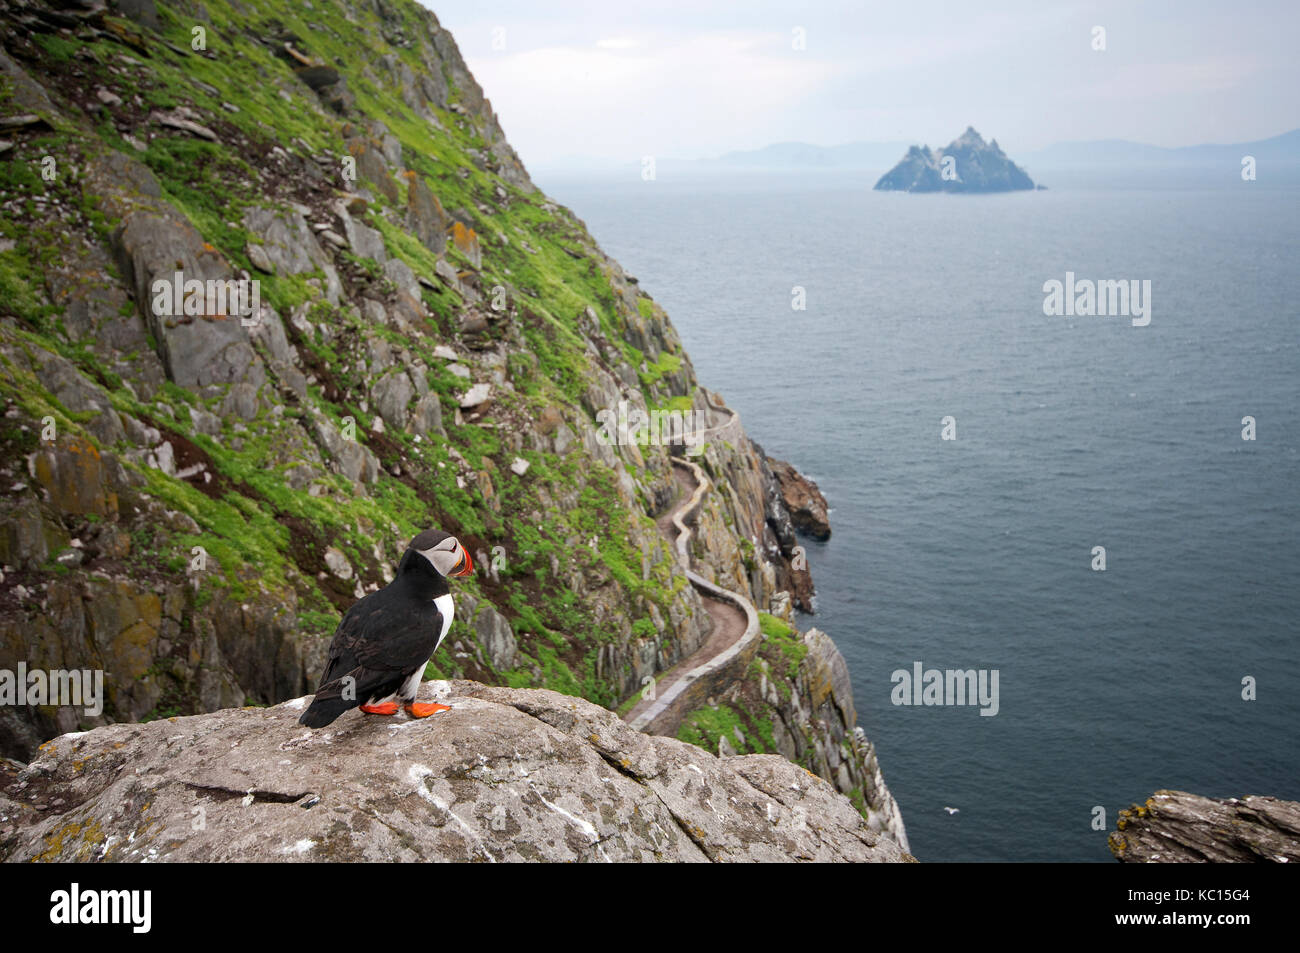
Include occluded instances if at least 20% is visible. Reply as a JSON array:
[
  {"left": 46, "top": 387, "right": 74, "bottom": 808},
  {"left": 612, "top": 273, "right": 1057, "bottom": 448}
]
[{"left": 451, "top": 548, "right": 474, "bottom": 577}]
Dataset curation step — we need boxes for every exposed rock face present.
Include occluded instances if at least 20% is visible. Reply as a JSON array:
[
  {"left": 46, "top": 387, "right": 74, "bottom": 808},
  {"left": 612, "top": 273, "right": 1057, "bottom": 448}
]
[
  {"left": 0, "top": 682, "right": 914, "bottom": 863},
  {"left": 768, "top": 457, "right": 831, "bottom": 541},
  {"left": 875, "top": 127, "right": 1035, "bottom": 193},
  {"left": 669, "top": 605, "right": 909, "bottom": 852},
  {"left": 1108, "top": 790, "right": 1300, "bottom": 863}
]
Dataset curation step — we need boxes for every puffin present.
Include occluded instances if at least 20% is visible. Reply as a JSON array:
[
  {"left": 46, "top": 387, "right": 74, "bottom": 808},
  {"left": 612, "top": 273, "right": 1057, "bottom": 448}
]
[{"left": 299, "top": 529, "right": 474, "bottom": 728}]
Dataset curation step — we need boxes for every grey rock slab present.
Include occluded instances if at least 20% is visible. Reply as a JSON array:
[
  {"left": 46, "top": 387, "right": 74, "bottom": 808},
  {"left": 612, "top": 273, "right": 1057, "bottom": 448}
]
[{"left": 3, "top": 682, "right": 913, "bottom": 863}]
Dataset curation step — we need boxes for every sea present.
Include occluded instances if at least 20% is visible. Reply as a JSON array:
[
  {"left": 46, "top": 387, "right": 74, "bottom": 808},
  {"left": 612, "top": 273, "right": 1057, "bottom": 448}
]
[{"left": 540, "top": 163, "right": 1300, "bottom": 862}]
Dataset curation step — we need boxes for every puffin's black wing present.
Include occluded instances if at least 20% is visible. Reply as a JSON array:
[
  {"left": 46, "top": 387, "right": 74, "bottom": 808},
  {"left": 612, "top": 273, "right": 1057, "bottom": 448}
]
[{"left": 298, "top": 589, "right": 442, "bottom": 728}]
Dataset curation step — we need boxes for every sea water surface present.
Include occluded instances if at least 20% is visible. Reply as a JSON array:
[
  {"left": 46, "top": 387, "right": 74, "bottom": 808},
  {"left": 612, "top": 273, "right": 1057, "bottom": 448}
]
[{"left": 540, "top": 168, "right": 1300, "bottom": 862}]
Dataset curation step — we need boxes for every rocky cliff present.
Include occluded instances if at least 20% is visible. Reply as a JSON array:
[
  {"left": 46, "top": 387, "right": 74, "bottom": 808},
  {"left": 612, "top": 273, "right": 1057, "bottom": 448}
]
[
  {"left": 874, "top": 127, "right": 1035, "bottom": 193},
  {"left": 0, "top": 0, "right": 906, "bottom": 852},
  {"left": 0, "top": 681, "right": 914, "bottom": 862},
  {"left": 1109, "top": 790, "right": 1300, "bottom": 863}
]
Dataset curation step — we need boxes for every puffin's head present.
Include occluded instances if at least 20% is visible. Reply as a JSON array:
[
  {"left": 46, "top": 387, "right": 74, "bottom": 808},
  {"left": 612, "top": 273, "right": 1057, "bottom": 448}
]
[{"left": 409, "top": 529, "right": 474, "bottom": 578}]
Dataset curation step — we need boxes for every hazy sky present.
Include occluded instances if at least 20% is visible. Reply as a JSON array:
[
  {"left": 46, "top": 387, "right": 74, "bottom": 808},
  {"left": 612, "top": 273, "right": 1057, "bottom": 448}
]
[{"left": 424, "top": 1, "right": 1298, "bottom": 166}]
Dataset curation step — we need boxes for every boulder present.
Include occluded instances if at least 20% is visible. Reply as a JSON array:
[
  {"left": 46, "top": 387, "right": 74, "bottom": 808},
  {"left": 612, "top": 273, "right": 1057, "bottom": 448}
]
[
  {"left": 112, "top": 210, "right": 265, "bottom": 392},
  {"left": 295, "top": 64, "right": 340, "bottom": 90},
  {"left": 29, "top": 438, "right": 122, "bottom": 518},
  {"left": 458, "top": 383, "right": 491, "bottom": 410},
  {"left": 0, "top": 682, "right": 914, "bottom": 863},
  {"left": 450, "top": 221, "right": 481, "bottom": 269},
  {"left": 405, "top": 171, "right": 447, "bottom": 256},
  {"left": 338, "top": 215, "right": 387, "bottom": 264},
  {"left": 371, "top": 370, "right": 414, "bottom": 430},
  {"left": 344, "top": 137, "right": 399, "bottom": 204},
  {"left": 0, "top": 494, "right": 66, "bottom": 570},
  {"left": 243, "top": 205, "right": 342, "bottom": 302},
  {"left": 309, "top": 416, "right": 380, "bottom": 485},
  {"left": 25, "top": 348, "right": 125, "bottom": 446},
  {"left": 410, "top": 393, "right": 444, "bottom": 438},
  {"left": 1109, "top": 790, "right": 1300, "bottom": 862},
  {"left": 767, "top": 457, "right": 831, "bottom": 540}
]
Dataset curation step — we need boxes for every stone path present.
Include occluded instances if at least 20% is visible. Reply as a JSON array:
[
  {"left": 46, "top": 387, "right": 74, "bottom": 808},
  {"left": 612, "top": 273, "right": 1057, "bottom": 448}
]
[{"left": 624, "top": 420, "right": 760, "bottom": 735}]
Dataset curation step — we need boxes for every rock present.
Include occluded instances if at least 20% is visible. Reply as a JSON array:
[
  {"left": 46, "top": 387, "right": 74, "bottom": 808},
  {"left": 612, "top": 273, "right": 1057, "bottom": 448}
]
[
  {"left": 245, "top": 305, "right": 294, "bottom": 367},
  {"left": 0, "top": 114, "right": 50, "bottom": 131},
  {"left": 458, "top": 383, "right": 491, "bottom": 410},
  {"left": 24, "top": 348, "right": 125, "bottom": 447},
  {"left": 150, "top": 439, "right": 176, "bottom": 475},
  {"left": 405, "top": 170, "right": 447, "bottom": 255},
  {"left": 471, "top": 603, "right": 518, "bottom": 670},
  {"left": 219, "top": 381, "right": 260, "bottom": 421},
  {"left": 344, "top": 136, "right": 399, "bottom": 204},
  {"left": 450, "top": 220, "right": 481, "bottom": 269},
  {"left": 371, "top": 370, "right": 414, "bottom": 430},
  {"left": 309, "top": 416, "right": 380, "bottom": 485},
  {"left": 1109, "top": 791, "right": 1300, "bottom": 863},
  {"left": 0, "top": 682, "right": 913, "bottom": 863},
  {"left": 295, "top": 65, "right": 340, "bottom": 90},
  {"left": 0, "top": 494, "right": 65, "bottom": 570},
  {"left": 875, "top": 127, "right": 1034, "bottom": 193},
  {"left": 382, "top": 258, "right": 418, "bottom": 297},
  {"left": 246, "top": 241, "right": 275, "bottom": 274},
  {"left": 768, "top": 458, "right": 831, "bottom": 540},
  {"left": 151, "top": 110, "right": 219, "bottom": 142},
  {"left": 323, "top": 546, "right": 353, "bottom": 581},
  {"left": 434, "top": 258, "right": 460, "bottom": 289},
  {"left": 111, "top": 208, "right": 265, "bottom": 391},
  {"left": 243, "top": 205, "right": 341, "bottom": 302},
  {"left": 409, "top": 393, "right": 444, "bottom": 438},
  {"left": 510, "top": 457, "right": 529, "bottom": 476},
  {"left": 338, "top": 215, "right": 386, "bottom": 263},
  {"left": 338, "top": 193, "right": 368, "bottom": 215},
  {"left": 29, "top": 438, "right": 121, "bottom": 518},
  {"left": 537, "top": 406, "right": 563, "bottom": 436},
  {"left": 114, "top": 0, "right": 160, "bottom": 30}
]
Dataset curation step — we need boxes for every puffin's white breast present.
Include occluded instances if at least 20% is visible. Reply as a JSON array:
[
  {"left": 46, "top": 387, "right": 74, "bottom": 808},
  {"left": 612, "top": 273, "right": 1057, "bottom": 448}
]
[{"left": 432, "top": 593, "right": 454, "bottom": 651}]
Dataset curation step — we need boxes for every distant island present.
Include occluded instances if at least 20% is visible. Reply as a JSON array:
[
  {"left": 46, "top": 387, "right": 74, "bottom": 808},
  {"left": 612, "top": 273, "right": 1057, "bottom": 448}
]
[{"left": 874, "top": 127, "right": 1036, "bottom": 193}]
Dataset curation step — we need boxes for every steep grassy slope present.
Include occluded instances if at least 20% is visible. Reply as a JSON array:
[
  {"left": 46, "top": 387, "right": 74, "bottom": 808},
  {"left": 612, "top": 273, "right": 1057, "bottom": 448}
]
[
  {"left": 0, "top": 1, "right": 904, "bottom": 848},
  {"left": 0, "top": 0, "right": 783, "bottom": 742}
]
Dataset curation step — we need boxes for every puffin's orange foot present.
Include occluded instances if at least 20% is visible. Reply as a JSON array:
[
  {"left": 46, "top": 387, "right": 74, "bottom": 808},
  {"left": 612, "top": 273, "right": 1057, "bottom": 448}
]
[
  {"left": 405, "top": 702, "right": 452, "bottom": 718},
  {"left": 359, "top": 701, "right": 399, "bottom": 715}
]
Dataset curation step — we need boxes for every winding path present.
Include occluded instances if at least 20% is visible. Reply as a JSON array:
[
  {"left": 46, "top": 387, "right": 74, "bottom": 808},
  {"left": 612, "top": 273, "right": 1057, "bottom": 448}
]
[{"left": 623, "top": 396, "right": 761, "bottom": 735}]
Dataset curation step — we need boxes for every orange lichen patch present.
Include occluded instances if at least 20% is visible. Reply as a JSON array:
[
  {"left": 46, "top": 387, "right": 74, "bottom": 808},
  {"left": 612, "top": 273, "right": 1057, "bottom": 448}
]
[
  {"left": 451, "top": 221, "right": 480, "bottom": 259},
  {"left": 34, "top": 817, "right": 105, "bottom": 861},
  {"left": 33, "top": 436, "right": 117, "bottom": 516}
]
